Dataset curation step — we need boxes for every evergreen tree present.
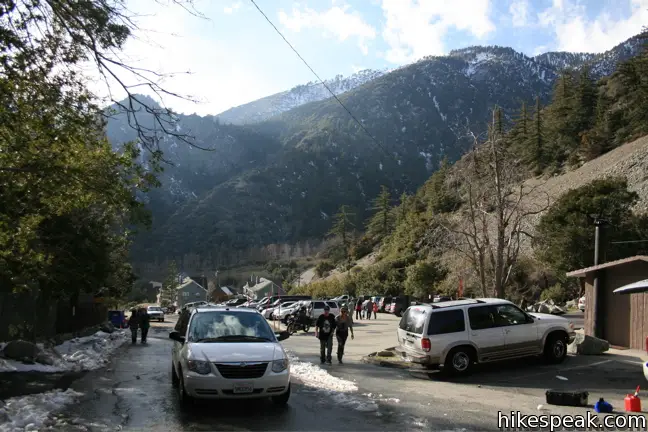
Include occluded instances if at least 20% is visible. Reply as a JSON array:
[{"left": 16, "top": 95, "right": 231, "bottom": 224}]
[
  {"left": 526, "top": 96, "right": 547, "bottom": 173},
  {"left": 160, "top": 261, "right": 179, "bottom": 306},
  {"left": 329, "top": 205, "right": 355, "bottom": 249},
  {"left": 575, "top": 67, "right": 597, "bottom": 133},
  {"left": 510, "top": 101, "right": 530, "bottom": 151},
  {"left": 547, "top": 71, "right": 578, "bottom": 163},
  {"left": 397, "top": 192, "right": 410, "bottom": 223},
  {"left": 366, "top": 185, "right": 394, "bottom": 239}
]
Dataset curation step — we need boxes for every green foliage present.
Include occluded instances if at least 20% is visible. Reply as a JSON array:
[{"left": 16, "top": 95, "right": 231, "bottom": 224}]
[
  {"left": 533, "top": 177, "right": 648, "bottom": 274},
  {"left": 328, "top": 205, "right": 355, "bottom": 249},
  {"left": 349, "top": 236, "right": 374, "bottom": 260},
  {"left": 403, "top": 261, "right": 448, "bottom": 298},
  {"left": 366, "top": 185, "right": 394, "bottom": 240},
  {"left": 540, "top": 284, "right": 568, "bottom": 304},
  {"left": 0, "top": 0, "right": 155, "bottom": 308},
  {"left": 315, "top": 261, "right": 335, "bottom": 278},
  {"left": 160, "top": 261, "right": 178, "bottom": 306}
]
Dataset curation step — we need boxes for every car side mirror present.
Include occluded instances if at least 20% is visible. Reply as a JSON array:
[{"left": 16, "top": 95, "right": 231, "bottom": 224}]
[
  {"left": 276, "top": 331, "right": 290, "bottom": 341},
  {"left": 169, "top": 331, "right": 185, "bottom": 344}
]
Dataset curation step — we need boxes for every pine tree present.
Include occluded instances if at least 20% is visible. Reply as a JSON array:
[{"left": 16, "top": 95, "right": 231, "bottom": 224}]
[
  {"left": 329, "top": 205, "right": 355, "bottom": 248},
  {"left": 397, "top": 192, "right": 410, "bottom": 223},
  {"left": 547, "top": 71, "right": 578, "bottom": 163},
  {"left": 526, "top": 96, "right": 546, "bottom": 173},
  {"left": 510, "top": 101, "right": 530, "bottom": 151},
  {"left": 575, "top": 67, "right": 597, "bottom": 133},
  {"left": 366, "top": 185, "right": 394, "bottom": 239},
  {"left": 160, "top": 260, "right": 179, "bottom": 307}
]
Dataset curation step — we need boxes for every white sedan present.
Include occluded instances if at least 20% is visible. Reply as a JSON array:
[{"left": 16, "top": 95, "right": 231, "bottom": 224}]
[{"left": 262, "top": 301, "right": 297, "bottom": 319}]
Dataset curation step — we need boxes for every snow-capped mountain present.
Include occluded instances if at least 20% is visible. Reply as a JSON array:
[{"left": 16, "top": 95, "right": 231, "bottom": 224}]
[
  {"left": 215, "top": 69, "right": 388, "bottom": 125},
  {"left": 105, "top": 33, "right": 646, "bottom": 263}
]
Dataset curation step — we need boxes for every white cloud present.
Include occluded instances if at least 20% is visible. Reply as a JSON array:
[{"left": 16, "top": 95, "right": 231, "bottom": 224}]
[
  {"left": 223, "top": 2, "right": 241, "bottom": 15},
  {"left": 538, "top": 0, "right": 648, "bottom": 52},
  {"left": 278, "top": 3, "right": 377, "bottom": 55},
  {"left": 509, "top": 0, "right": 529, "bottom": 27},
  {"left": 380, "top": 0, "right": 495, "bottom": 64},
  {"left": 351, "top": 65, "right": 366, "bottom": 73}
]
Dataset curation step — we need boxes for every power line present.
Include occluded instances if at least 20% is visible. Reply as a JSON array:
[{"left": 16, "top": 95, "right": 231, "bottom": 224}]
[{"left": 248, "top": 0, "right": 392, "bottom": 160}]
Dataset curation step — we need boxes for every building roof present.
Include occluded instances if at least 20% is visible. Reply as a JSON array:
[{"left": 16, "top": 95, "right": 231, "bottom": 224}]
[
  {"left": 566, "top": 256, "right": 648, "bottom": 278},
  {"left": 176, "top": 277, "right": 207, "bottom": 291}
]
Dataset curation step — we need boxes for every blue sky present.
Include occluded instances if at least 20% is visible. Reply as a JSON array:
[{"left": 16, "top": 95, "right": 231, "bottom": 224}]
[{"left": 115, "top": 0, "right": 647, "bottom": 115}]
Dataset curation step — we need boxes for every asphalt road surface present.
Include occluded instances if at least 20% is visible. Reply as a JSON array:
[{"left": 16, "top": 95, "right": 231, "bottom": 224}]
[{"left": 56, "top": 317, "right": 479, "bottom": 431}]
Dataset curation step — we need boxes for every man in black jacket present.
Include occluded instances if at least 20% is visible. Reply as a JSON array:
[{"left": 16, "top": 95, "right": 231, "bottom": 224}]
[{"left": 315, "top": 305, "right": 336, "bottom": 364}]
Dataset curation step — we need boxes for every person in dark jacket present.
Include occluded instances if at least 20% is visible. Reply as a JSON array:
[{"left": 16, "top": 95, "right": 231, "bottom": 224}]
[
  {"left": 138, "top": 308, "right": 150, "bottom": 343},
  {"left": 335, "top": 306, "right": 354, "bottom": 364},
  {"left": 127, "top": 309, "right": 139, "bottom": 344},
  {"left": 315, "top": 305, "right": 336, "bottom": 364}
]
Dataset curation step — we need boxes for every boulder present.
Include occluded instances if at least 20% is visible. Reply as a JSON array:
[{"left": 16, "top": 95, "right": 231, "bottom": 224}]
[
  {"left": 538, "top": 303, "right": 551, "bottom": 314},
  {"left": 568, "top": 333, "right": 610, "bottom": 355},
  {"left": 565, "top": 300, "right": 576, "bottom": 309},
  {"left": 1, "top": 340, "right": 41, "bottom": 363},
  {"left": 99, "top": 321, "right": 115, "bottom": 334}
]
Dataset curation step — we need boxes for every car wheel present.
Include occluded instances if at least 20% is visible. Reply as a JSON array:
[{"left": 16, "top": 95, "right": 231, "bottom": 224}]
[
  {"left": 177, "top": 368, "right": 193, "bottom": 407},
  {"left": 303, "top": 326, "right": 310, "bottom": 333},
  {"left": 544, "top": 333, "right": 568, "bottom": 364},
  {"left": 271, "top": 383, "right": 291, "bottom": 406},
  {"left": 171, "top": 363, "right": 179, "bottom": 388},
  {"left": 443, "top": 347, "right": 474, "bottom": 376}
]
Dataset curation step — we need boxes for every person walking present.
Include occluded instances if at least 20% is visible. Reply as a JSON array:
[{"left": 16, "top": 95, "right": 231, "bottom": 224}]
[
  {"left": 138, "top": 307, "right": 150, "bottom": 343},
  {"left": 335, "top": 306, "right": 354, "bottom": 364},
  {"left": 355, "top": 299, "right": 362, "bottom": 320},
  {"left": 365, "top": 299, "right": 373, "bottom": 319},
  {"left": 127, "top": 309, "right": 139, "bottom": 344},
  {"left": 372, "top": 301, "right": 378, "bottom": 319},
  {"left": 315, "top": 305, "right": 336, "bottom": 364}
]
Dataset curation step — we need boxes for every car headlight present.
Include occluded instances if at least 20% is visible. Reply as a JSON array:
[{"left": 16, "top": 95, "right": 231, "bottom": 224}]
[
  {"left": 187, "top": 359, "right": 211, "bottom": 375},
  {"left": 272, "top": 358, "right": 288, "bottom": 373}
]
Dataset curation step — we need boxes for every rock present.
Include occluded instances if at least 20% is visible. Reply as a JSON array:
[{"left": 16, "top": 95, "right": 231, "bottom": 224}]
[
  {"left": 35, "top": 350, "right": 56, "bottom": 365},
  {"left": 99, "top": 321, "right": 115, "bottom": 334},
  {"left": 2, "top": 340, "right": 41, "bottom": 362},
  {"left": 565, "top": 300, "right": 576, "bottom": 309},
  {"left": 538, "top": 303, "right": 551, "bottom": 314},
  {"left": 568, "top": 333, "right": 610, "bottom": 355},
  {"left": 377, "top": 350, "right": 395, "bottom": 357}
]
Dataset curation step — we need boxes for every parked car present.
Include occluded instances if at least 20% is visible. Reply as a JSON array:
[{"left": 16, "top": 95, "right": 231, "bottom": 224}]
[
  {"left": 307, "top": 300, "right": 340, "bottom": 322},
  {"left": 397, "top": 298, "right": 576, "bottom": 375},
  {"left": 390, "top": 296, "right": 411, "bottom": 316},
  {"left": 262, "top": 301, "right": 297, "bottom": 319},
  {"left": 169, "top": 306, "right": 291, "bottom": 406},
  {"left": 147, "top": 305, "right": 165, "bottom": 322},
  {"left": 578, "top": 296, "right": 586, "bottom": 312},
  {"left": 379, "top": 296, "right": 392, "bottom": 312}
]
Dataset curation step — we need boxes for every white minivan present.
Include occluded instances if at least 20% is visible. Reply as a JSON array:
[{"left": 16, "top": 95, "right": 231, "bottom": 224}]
[
  {"left": 397, "top": 298, "right": 575, "bottom": 375},
  {"left": 170, "top": 306, "right": 291, "bottom": 406}
]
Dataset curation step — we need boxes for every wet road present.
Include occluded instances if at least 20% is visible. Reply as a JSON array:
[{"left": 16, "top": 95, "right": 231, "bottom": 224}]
[{"left": 58, "top": 323, "right": 436, "bottom": 431}]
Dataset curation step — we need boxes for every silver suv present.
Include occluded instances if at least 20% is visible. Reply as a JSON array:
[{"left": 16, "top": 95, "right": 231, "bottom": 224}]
[{"left": 397, "top": 298, "right": 576, "bottom": 375}]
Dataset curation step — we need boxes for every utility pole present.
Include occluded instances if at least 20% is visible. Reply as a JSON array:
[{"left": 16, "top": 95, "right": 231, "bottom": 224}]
[{"left": 592, "top": 218, "right": 608, "bottom": 339}]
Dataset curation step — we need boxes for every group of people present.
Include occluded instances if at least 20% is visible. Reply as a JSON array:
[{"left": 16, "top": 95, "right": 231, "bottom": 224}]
[
  {"left": 127, "top": 308, "right": 151, "bottom": 344},
  {"left": 315, "top": 305, "right": 354, "bottom": 364},
  {"left": 354, "top": 298, "right": 377, "bottom": 320}
]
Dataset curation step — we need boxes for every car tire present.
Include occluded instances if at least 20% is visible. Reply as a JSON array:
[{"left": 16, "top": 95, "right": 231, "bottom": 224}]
[
  {"left": 303, "top": 326, "right": 310, "bottom": 333},
  {"left": 271, "top": 383, "right": 291, "bottom": 406},
  {"left": 544, "top": 333, "right": 568, "bottom": 364},
  {"left": 443, "top": 347, "right": 474, "bottom": 376},
  {"left": 177, "top": 367, "right": 193, "bottom": 407},
  {"left": 171, "top": 363, "right": 179, "bottom": 388}
]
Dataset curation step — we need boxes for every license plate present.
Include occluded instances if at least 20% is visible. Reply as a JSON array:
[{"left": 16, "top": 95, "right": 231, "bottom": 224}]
[{"left": 233, "top": 382, "right": 254, "bottom": 394}]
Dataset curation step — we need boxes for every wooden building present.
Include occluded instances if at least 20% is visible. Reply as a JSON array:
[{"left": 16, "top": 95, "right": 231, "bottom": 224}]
[{"left": 566, "top": 255, "right": 648, "bottom": 350}]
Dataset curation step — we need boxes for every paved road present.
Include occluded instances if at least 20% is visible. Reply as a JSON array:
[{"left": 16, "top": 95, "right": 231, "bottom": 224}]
[{"left": 57, "top": 316, "right": 472, "bottom": 431}]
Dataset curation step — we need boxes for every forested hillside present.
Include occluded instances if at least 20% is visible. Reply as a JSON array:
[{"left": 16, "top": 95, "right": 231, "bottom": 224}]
[
  {"left": 115, "top": 34, "right": 646, "bottom": 272},
  {"left": 295, "top": 32, "right": 648, "bottom": 302}
]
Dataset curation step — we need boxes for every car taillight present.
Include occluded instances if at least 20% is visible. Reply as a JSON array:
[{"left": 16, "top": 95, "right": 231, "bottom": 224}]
[{"left": 421, "top": 338, "right": 431, "bottom": 352}]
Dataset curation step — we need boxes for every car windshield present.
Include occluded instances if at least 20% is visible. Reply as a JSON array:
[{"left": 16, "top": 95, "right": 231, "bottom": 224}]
[
  {"left": 187, "top": 311, "right": 275, "bottom": 343},
  {"left": 148, "top": 307, "right": 162, "bottom": 311}
]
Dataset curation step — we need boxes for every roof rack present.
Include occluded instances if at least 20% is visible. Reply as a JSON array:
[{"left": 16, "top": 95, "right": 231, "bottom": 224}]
[{"left": 428, "top": 298, "right": 485, "bottom": 309}]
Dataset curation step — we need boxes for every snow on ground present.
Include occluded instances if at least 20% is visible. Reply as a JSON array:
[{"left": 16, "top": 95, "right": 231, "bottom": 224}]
[
  {"left": 0, "top": 389, "right": 82, "bottom": 432},
  {"left": 0, "top": 330, "right": 129, "bottom": 373},
  {"left": 288, "top": 352, "right": 379, "bottom": 412}
]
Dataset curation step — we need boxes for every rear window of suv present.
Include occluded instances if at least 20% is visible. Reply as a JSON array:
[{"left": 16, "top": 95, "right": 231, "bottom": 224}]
[
  {"left": 427, "top": 309, "right": 465, "bottom": 335},
  {"left": 399, "top": 308, "right": 427, "bottom": 334},
  {"left": 313, "top": 301, "right": 325, "bottom": 309},
  {"left": 325, "top": 301, "right": 338, "bottom": 309}
]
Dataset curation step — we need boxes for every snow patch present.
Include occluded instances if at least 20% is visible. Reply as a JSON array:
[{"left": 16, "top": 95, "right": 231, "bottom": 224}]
[
  {"left": 0, "top": 389, "right": 83, "bottom": 432},
  {"left": 433, "top": 96, "right": 447, "bottom": 122},
  {"left": 0, "top": 331, "right": 129, "bottom": 373}
]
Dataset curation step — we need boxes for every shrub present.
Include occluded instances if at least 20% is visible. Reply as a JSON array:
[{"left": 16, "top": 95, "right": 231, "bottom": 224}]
[
  {"left": 315, "top": 260, "right": 335, "bottom": 277},
  {"left": 540, "top": 284, "right": 567, "bottom": 304}
]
